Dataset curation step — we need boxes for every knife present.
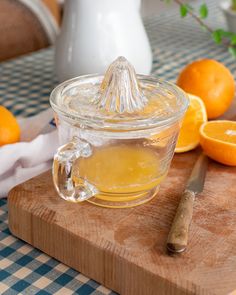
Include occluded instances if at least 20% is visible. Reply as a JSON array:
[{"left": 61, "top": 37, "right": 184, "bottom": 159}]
[{"left": 167, "top": 153, "right": 208, "bottom": 254}]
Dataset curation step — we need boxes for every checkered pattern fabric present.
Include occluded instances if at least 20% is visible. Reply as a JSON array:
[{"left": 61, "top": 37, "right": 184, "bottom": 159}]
[
  {"left": 0, "top": 198, "right": 115, "bottom": 295},
  {"left": 0, "top": 0, "right": 236, "bottom": 294}
]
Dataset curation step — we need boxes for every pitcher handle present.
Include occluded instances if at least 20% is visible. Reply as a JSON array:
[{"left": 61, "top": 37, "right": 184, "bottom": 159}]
[{"left": 52, "top": 137, "right": 98, "bottom": 202}]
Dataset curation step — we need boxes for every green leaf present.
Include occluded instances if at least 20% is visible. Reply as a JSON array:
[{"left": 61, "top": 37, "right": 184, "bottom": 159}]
[
  {"left": 230, "top": 35, "right": 236, "bottom": 45},
  {"left": 180, "top": 4, "right": 188, "bottom": 18},
  {"left": 212, "top": 30, "right": 222, "bottom": 44},
  {"left": 219, "top": 30, "right": 234, "bottom": 38},
  {"left": 228, "top": 46, "right": 236, "bottom": 59},
  {"left": 199, "top": 4, "right": 208, "bottom": 19},
  {"left": 232, "top": 0, "right": 236, "bottom": 10},
  {"left": 212, "top": 29, "right": 236, "bottom": 45}
]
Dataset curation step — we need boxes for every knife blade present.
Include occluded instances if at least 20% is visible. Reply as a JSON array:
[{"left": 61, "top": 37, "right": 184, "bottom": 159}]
[
  {"left": 186, "top": 153, "right": 208, "bottom": 194},
  {"left": 166, "top": 153, "right": 208, "bottom": 254}
]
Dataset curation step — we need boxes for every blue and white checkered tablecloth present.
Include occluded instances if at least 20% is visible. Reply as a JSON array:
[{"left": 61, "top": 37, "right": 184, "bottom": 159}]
[{"left": 1, "top": 1, "right": 236, "bottom": 294}]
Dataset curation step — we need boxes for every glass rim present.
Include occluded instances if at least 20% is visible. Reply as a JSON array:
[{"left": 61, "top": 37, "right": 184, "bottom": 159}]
[{"left": 50, "top": 74, "right": 189, "bottom": 131}]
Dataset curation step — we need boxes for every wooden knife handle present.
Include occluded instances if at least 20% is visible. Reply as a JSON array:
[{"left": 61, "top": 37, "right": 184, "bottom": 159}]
[{"left": 167, "top": 189, "right": 195, "bottom": 254}]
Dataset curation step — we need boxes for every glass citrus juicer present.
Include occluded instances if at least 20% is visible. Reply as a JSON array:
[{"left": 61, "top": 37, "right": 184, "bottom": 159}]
[{"left": 50, "top": 57, "right": 189, "bottom": 208}]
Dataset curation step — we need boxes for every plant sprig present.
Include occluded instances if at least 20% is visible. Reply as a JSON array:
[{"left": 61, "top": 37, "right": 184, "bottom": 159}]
[
  {"left": 232, "top": 0, "right": 236, "bottom": 11},
  {"left": 161, "top": 0, "right": 236, "bottom": 58}
]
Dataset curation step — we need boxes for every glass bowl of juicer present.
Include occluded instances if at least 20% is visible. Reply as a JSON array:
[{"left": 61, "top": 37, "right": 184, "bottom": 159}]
[{"left": 50, "top": 57, "right": 189, "bottom": 208}]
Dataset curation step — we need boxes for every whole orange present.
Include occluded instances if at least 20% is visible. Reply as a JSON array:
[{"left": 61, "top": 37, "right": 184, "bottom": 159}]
[
  {"left": 177, "top": 59, "right": 235, "bottom": 119},
  {"left": 0, "top": 106, "right": 20, "bottom": 146}
]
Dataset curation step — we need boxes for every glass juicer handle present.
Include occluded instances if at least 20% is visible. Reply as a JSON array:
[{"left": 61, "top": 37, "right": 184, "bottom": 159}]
[{"left": 52, "top": 137, "right": 98, "bottom": 202}]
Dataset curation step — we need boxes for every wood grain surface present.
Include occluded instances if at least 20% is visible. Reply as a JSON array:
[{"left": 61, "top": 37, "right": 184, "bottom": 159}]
[{"left": 8, "top": 101, "right": 236, "bottom": 295}]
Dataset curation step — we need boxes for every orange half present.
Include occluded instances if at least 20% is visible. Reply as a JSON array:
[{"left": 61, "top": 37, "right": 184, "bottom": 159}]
[
  {"left": 175, "top": 94, "right": 207, "bottom": 153},
  {"left": 200, "top": 120, "right": 236, "bottom": 166}
]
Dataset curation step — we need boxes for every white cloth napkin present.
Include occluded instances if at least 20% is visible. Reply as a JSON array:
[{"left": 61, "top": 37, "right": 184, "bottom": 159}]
[{"left": 0, "top": 109, "right": 59, "bottom": 198}]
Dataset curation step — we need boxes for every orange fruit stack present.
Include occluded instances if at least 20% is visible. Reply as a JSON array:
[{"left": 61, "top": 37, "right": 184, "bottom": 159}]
[
  {"left": 200, "top": 121, "right": 236, "bottom": 166},
  {"left": 0, "top": 106, "right": 20, "bottom": 146},
  {"left": 177, "top": 59, "right": 235, "bottom": 119}
]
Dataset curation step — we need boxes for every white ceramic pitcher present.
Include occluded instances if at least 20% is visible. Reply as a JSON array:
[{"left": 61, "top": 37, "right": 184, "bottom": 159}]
[{"left": 55, "top": 0, "right": 153, "bottom": 81}]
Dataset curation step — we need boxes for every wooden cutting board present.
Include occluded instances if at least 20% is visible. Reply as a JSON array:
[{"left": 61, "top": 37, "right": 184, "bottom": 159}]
[
  {"left": 8, "top": 100, "right": 236, "bottom": 295},
  {"left": 8, "top": 148, "right": 236, "bottom": 295}
]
